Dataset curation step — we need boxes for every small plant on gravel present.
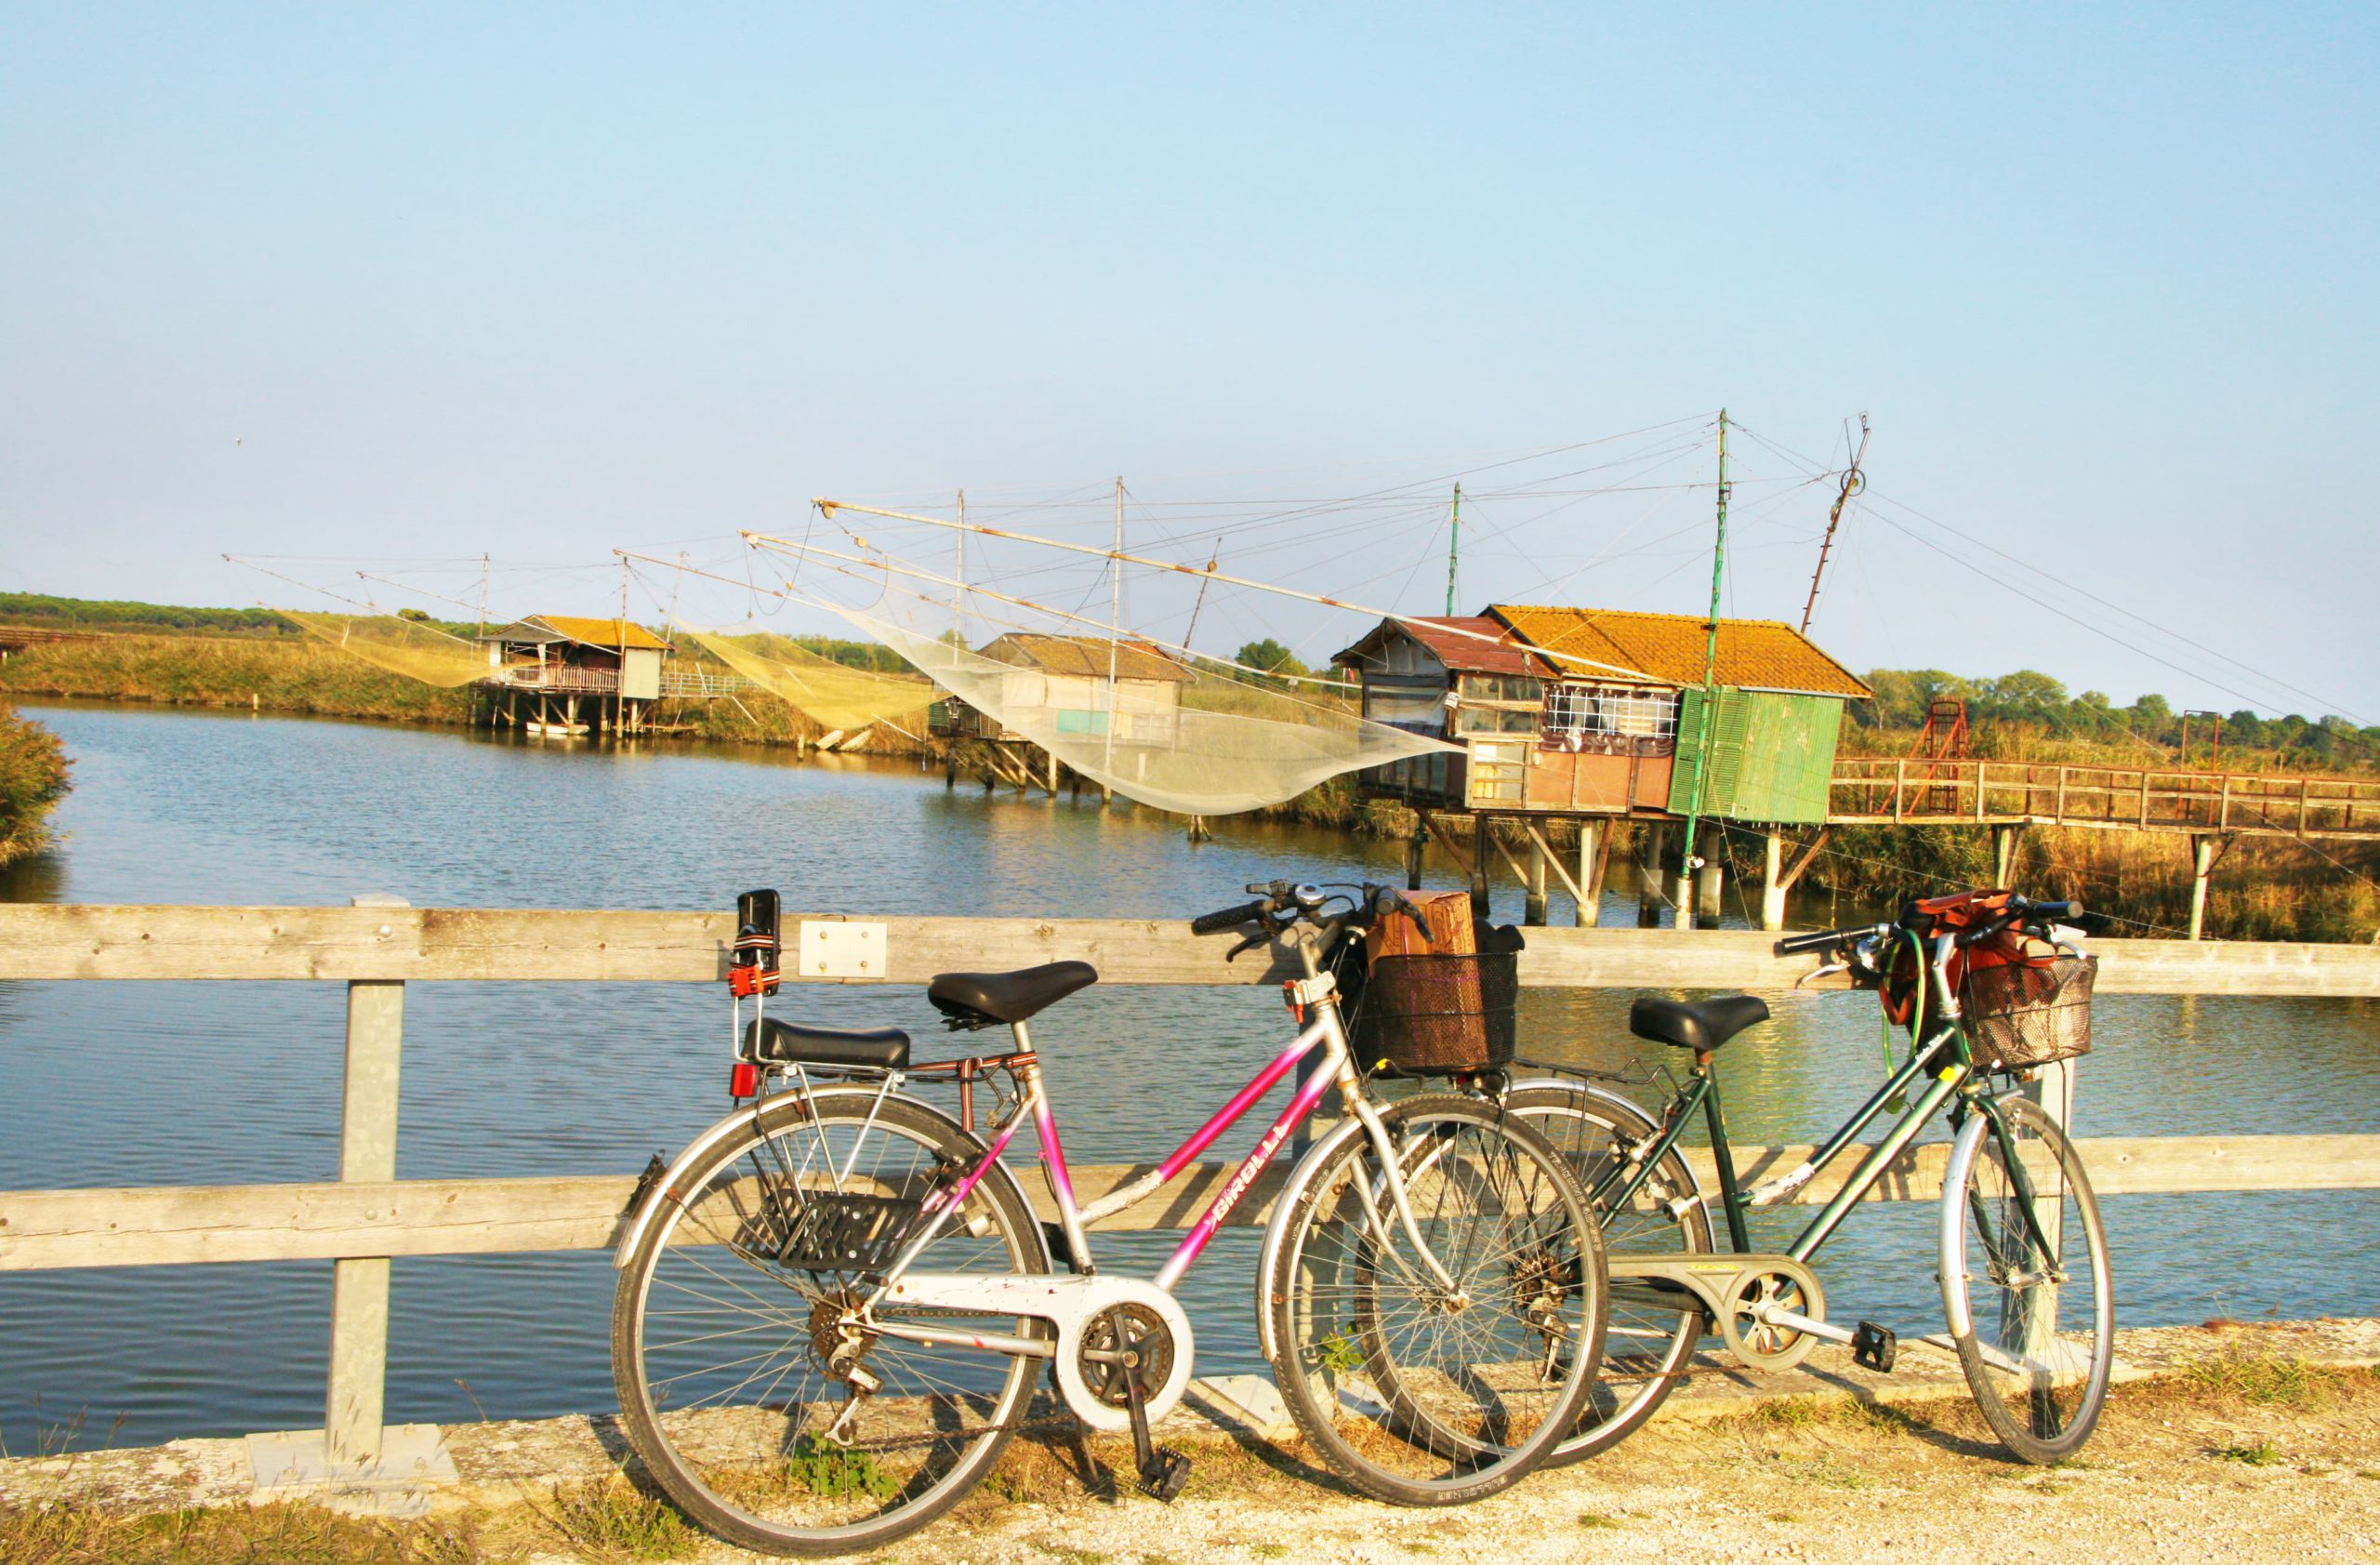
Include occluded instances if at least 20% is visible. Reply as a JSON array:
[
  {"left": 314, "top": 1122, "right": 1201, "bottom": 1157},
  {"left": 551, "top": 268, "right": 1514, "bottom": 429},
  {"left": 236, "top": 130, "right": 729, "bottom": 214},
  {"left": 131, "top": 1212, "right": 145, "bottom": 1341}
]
[
  {"left": 784, "top": 1433, "right": 899, "bottom": 1502},
  {"left": 2213, "top": 1439, "right": 2281, "bottom": 1467},
  {"left": 1745, "top": 1398, "right": 1822, "bottom": 1429},
  {"left": 1250, "top": 1548, "right": 1290, "bottom": 1559},
  {"left": 1577, "top": 1512, "right": 1622, "bottom": 1529},
  {"left": 1767, "top": 1512, "right": 1801, "bottom": 1524}
]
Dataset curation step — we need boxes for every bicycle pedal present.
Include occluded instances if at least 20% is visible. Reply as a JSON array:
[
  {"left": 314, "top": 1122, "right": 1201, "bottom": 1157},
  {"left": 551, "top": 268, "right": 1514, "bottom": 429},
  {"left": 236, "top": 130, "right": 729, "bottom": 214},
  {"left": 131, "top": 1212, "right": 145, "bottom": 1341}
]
[
  {"left": 1137, "top": 1446, "right": 1191, "bottom": 1503},
  {"left": 1852, "top": 1320, "right": 1898, "bottom": 1373}
]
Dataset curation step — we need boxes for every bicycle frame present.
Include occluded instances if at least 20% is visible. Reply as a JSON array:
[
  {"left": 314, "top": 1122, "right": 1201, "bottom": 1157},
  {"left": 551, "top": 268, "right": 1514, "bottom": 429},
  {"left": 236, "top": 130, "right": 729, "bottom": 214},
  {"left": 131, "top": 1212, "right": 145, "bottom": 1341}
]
[
  {"left": 1584, "top": 984, "right": 2063, "bottom": 1277},
  {"left": 857, "top": 957, "right": 1461, "bottom": 1358}
]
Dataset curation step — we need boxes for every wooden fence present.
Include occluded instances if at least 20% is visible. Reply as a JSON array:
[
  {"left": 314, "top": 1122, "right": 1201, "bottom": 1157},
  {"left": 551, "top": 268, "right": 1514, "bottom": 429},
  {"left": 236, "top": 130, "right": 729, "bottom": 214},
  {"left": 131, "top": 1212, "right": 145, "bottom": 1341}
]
[{"left": 3, "top": 902, "right": 2378, "bottom": 1470}]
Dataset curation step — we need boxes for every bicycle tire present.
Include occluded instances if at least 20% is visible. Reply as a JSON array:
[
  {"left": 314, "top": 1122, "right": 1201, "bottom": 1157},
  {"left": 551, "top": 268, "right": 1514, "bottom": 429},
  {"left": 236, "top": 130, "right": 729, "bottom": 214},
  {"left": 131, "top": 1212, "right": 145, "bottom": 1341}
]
[
  {"left": 1498, "top": 1083, "right": 1711, "bottom": 1464},
  {"left": 612, "top": 1092, "right": 1049, "bottom": 1556},
  {"left": 1939, "top": 1091, "right": 2113, "bottom": 1465},
  {"left": 1264, "top": 1094, "right": 1608, "bottom": 1505}
]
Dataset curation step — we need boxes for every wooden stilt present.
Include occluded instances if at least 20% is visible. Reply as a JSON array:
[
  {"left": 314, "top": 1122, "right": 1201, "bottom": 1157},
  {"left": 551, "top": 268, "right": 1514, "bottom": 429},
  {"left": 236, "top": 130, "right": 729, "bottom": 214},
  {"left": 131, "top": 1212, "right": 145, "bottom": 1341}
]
[
  {"left": 1405, "top": 826, "right": 1426, "bottom": 892},
  {"left": 1575, "top": 820, "right": 1604, "bottom": 927},
  {"left": 1760, "top": 829, "right": 1788, "bottom": 931},
  {"left": 1638, "top": 822, "right": 1666, "bottom": 928},
  {"left": 1694, "top": 825, "right": 1724, "bottom": 928},
  {"left": 2188, "top": 834, "right": 2217, "bottom": 941}
]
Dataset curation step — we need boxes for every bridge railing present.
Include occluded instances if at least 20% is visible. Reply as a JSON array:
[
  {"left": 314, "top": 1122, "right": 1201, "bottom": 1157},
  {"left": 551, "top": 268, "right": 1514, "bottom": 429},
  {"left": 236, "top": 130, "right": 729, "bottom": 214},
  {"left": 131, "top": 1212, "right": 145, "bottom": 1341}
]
[{"left": 3, "top": 902, "right": 2378, "bottom": 1469}]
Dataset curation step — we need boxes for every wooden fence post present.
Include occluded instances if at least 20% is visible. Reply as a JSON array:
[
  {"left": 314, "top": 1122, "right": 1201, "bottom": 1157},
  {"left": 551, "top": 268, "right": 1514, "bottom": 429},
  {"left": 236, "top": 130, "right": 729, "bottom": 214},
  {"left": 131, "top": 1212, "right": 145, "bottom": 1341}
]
[{"left": 326, "top": 894, "right": 407, "bottom": 1472}]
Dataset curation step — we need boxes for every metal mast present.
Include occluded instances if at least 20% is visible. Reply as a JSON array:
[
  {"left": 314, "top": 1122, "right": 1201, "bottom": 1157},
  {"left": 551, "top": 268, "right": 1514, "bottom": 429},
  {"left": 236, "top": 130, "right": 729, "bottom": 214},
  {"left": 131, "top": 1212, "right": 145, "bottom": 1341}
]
[
  {"left": 1444, "top": 484, "right": 1462, "bottom": 615},
  {"left": 1676, "top": 410, "right": 1729, "bottom": 926},
  {"left": 1105, "top": 477, "right": 1123, "bottom": 772},
  {"left": 1799, "top": 414, "right": 1871, "bottom": 634}
]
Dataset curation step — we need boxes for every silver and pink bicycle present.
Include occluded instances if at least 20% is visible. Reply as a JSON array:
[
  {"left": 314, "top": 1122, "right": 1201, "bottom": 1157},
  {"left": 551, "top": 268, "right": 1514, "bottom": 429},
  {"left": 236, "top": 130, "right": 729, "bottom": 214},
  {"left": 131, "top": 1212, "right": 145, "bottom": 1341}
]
[{"left": 609, "top": 882, "right": 1609, "bottom": 1556}]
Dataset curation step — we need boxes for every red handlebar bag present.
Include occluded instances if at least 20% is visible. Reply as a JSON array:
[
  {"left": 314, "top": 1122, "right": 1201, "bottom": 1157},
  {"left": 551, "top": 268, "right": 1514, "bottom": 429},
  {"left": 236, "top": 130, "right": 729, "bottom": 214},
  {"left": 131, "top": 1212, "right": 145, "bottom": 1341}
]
[{"left": 1880, "top": 888, "right": 2057, "bottom": 1027}]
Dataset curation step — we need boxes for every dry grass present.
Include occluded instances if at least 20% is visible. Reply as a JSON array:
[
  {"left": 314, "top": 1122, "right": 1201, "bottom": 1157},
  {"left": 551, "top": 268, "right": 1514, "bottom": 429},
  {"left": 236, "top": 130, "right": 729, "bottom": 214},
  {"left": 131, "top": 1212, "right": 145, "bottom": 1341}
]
[
  {"left": 0, "top": 1499, "right": 499, "bottom": 1565},
  {"left": 2181, "top": 1348, "right": 2352, "bottom": 1410},
  {"left": 526, "top": 1474, "right": 696, "bottom": 1563}
]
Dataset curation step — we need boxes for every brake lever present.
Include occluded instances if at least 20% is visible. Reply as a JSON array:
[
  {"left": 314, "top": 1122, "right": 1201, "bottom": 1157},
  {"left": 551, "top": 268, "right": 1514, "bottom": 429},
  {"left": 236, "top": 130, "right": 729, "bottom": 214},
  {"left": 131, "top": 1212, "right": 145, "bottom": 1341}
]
[
  {"left": 1224, "top": 930, "right": 1269, "bottom": 962},
  {"left": 1794, "top": 961, "right": 1849, "bottom": 990}
]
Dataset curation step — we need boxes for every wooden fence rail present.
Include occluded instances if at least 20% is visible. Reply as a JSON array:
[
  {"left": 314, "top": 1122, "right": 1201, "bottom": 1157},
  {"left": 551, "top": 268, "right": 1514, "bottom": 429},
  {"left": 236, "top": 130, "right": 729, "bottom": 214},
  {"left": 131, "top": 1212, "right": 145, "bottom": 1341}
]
[
  {"left": 7, "top": 904, "right": 2380, "bottom": 994},
  {"left": 4, "top": 901, "right": 2377, "bottom": 1474}
]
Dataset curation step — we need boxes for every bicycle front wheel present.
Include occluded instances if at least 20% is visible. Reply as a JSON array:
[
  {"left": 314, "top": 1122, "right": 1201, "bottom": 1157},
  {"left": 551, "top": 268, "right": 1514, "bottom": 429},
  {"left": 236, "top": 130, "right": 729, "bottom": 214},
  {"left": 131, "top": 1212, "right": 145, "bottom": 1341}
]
[
  {"left": 1500, "top": 1083, "right": 1711, "bottom": 1464},
  {"left": 612, "top": 1092, "right": 1049, "bottom": 1557},
  {"left": 1265, "top": 1094, "right": 1607, "bottom": 1505},
  {"left": 1939, "top": 1091, "right": 2114, "bottom": 1465}
]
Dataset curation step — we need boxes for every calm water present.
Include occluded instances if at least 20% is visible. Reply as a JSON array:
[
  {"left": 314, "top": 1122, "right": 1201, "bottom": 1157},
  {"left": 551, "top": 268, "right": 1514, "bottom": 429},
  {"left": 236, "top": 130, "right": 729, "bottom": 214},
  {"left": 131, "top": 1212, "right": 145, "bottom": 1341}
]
[{"left": 4, "top": 701, "right": 2376, "bottom": 1452}]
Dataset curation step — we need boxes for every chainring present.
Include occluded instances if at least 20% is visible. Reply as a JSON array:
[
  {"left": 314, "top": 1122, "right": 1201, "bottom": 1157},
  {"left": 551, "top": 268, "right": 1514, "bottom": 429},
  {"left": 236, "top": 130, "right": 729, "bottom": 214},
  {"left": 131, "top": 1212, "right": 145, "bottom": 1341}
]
[
  {"left": 1717, "top": 1264, "right": 1826, "bottom": 1373},
  {"left": 1078, "top": 1303, "right": 1177, "bottom": 1408}
]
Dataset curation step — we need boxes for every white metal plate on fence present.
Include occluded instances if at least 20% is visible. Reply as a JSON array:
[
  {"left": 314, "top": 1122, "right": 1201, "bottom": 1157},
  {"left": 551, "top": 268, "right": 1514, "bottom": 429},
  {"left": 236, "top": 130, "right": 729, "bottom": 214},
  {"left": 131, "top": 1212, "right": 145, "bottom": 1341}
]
[{"left": 798, "top": 921, "right": 890, "bottom": 978}]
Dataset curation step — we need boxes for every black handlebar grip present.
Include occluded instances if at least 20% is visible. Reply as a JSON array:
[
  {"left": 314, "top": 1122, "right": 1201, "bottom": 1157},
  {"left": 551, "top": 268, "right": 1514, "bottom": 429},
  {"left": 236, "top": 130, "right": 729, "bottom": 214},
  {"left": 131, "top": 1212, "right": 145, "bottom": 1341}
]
[
  {"left": 1191, "top": 900, "right": 1272, "bottom": 935},
  {"left": 1773, "top": 928, "right": 1844, "bottom": 956}
]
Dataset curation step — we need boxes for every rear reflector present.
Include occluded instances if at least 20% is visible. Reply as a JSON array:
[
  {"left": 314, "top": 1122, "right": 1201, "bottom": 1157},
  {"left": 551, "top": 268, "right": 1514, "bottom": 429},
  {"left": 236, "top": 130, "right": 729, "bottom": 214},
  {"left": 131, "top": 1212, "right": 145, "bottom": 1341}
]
[{"left": 731, "top": 1062, "right": 760, "bottom": 1098}]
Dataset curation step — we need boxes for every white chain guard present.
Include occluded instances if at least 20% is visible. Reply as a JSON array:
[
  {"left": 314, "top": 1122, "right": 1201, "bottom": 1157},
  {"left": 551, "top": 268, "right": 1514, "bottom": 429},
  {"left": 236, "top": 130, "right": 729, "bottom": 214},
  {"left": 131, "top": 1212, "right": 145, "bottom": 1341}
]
[{"left": 881, "top": 1272, "right": 1195, "bottom": 1434}]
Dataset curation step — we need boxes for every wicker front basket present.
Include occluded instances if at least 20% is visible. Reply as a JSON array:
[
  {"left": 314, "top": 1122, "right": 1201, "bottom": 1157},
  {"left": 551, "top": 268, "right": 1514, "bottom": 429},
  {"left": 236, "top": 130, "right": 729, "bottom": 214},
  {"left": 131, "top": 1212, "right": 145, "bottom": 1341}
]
[
  {"left": 1961, "top": 954, "right": 2097, "bottom": 1072},
  {"left": 1350, "top": 950, "right": 1519, "bottom": 1077}
]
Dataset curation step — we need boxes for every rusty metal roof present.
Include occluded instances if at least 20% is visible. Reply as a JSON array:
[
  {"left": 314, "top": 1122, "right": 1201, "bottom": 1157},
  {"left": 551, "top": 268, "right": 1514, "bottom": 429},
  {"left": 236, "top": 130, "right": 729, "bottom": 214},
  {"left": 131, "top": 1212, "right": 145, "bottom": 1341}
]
[
  {"left": 1488, "top": 604, "right": 1870, "bottom": 697},
  {"left": 491, "top": 616, "right": 673, "bottom": 651},
  {"left": 978, "top": 632, "right": 1192, "bottom": 683},
  {"left": 1333, "top": 616, "right": 1556, "bottom": 677}
]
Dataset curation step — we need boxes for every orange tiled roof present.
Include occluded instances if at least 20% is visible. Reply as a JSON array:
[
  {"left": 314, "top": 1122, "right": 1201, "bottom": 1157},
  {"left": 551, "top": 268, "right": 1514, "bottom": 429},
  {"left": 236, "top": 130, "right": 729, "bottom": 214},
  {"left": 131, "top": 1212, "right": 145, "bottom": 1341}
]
[
  {"left": 517, "top": 616, "right": 672, "bottom": 651},
  {"left": 1488, "top": 604, "right": 1870, "bottom": 697}
]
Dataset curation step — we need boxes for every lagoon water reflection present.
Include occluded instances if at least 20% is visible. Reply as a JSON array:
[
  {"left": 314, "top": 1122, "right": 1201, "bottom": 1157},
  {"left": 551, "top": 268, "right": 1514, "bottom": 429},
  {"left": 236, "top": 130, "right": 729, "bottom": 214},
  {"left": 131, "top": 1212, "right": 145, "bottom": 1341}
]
[{"left": 4, "top": 701, "right": 2375, "bottom": 1450}]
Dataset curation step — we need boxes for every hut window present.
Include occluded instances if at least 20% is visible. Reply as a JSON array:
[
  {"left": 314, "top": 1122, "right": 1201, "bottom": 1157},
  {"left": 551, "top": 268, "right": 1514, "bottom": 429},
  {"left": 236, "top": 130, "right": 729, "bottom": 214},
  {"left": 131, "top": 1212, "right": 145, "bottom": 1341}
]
[{"left": 1540, "top": 684, "right": 1680, "bottom": 750}]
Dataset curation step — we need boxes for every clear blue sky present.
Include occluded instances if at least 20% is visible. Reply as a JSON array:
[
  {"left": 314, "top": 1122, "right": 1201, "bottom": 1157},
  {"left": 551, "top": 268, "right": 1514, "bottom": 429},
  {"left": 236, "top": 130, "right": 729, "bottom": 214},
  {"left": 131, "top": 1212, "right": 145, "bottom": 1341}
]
[{"left": 4, "top": 5, "right": 2373, "bottom": 719}]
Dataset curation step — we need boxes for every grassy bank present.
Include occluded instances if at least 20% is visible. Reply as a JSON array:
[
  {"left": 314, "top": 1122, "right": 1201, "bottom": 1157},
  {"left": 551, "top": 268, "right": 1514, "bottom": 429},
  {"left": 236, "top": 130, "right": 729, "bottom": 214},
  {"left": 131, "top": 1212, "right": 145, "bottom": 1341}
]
[
  {"left": 0, "top": 635, "right": 929, "bottom": 752},
  {"left": 0, "top": 635, "right": 469, "bottom": 723},
  {"left": 0, "top": 705, "right": 71, "bottom": 866}
]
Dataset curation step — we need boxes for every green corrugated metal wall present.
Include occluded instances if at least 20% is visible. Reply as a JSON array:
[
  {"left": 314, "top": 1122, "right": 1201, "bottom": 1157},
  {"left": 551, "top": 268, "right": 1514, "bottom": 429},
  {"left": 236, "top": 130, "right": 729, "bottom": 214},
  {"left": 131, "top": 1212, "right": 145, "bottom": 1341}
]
[{"left": 1668, "top": 689, "right": 1841, "bottom": 824}]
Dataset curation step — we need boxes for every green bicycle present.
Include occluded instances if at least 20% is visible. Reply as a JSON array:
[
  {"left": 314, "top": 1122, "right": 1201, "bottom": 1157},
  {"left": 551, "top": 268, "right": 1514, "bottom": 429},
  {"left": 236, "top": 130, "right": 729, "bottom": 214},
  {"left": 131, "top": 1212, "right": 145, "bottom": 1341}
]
[{"left": 1499, "top": 887, "right": 2115, "bottom": 1466}]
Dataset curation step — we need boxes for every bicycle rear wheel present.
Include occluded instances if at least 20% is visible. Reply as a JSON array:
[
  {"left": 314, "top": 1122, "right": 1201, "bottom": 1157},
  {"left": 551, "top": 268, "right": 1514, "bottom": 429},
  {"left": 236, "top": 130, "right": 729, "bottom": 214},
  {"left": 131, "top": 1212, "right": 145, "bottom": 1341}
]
[
  {"left": 1265, "top": 1094, "right": 1607, "bottom": 1505},
  {"left": 612, "top": 1092, "right": 1049, "bottom": 1557},
  {"left": 1500, "top": 1083, "right": 1711, "bottom": 1464},
  {"left": 1939, "top": 1091, "right": 2113, "bottom": 1465}
]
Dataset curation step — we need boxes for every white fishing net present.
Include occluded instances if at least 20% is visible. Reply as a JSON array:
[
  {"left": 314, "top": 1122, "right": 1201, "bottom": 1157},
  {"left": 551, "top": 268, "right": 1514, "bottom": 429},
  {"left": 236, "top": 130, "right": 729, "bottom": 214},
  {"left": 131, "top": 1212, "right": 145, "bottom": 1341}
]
[
  {"left": 278, "top": 611, "right": 488, "bottom": 686},
  {"left": 681, "top": 628, "right": 936, "bottom": 735},
  {"left": 736, "top": 520, "right": 1461, "bottom": 816}
]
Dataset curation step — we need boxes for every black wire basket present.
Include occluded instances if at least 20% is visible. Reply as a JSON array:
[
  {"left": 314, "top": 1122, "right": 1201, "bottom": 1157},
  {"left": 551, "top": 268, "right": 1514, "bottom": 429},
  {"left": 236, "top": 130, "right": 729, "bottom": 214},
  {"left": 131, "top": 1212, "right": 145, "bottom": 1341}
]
[
  {"left": 1961, "top": 954, "right": 2097, "bottom": 1072},
  {"left": 1349, "top": 949, "right": 1520, "bottom": 1077}
]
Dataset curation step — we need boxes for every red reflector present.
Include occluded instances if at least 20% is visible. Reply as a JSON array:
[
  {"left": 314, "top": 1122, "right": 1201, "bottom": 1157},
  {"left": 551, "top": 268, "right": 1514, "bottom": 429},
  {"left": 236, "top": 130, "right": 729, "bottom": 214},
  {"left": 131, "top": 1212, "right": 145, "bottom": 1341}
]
[{"left": 730, "top": 1062, "right": 760, "bottom": 1098}]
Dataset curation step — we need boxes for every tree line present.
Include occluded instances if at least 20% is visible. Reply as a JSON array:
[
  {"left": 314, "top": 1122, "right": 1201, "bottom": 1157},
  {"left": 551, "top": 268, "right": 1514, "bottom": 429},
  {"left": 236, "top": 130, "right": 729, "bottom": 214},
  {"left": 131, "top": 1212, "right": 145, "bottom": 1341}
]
[{"left": 1857, "top": 668, "right": 2380, "bottom": 764}]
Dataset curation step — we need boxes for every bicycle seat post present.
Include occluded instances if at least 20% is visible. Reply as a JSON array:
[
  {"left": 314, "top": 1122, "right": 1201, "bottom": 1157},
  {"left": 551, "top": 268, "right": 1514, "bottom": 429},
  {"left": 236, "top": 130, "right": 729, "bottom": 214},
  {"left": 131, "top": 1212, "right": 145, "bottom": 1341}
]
[{"left": 1692, "top": 1046, "right": 1753, "bottom": 1253}]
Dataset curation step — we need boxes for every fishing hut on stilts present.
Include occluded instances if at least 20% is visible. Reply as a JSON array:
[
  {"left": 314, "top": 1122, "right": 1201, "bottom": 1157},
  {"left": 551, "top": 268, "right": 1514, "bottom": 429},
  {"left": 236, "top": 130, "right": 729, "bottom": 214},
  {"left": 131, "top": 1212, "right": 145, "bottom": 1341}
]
[{"left": 477, "top": 616, "right": 671, "bottom": 738}]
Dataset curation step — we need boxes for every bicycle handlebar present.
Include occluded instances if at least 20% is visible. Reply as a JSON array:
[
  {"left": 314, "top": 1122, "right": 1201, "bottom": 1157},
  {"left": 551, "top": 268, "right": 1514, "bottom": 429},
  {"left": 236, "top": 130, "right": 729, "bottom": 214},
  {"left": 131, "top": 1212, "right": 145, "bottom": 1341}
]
[
  {"left": 1771, "top": 895, "right": 2090, "bottom": 958},
  {"left": 1773, "top": 926, "right": 1858, "bottom": 956},
  {"left": 1190, "top": 899, "right": 1276, "bottom": 935}
]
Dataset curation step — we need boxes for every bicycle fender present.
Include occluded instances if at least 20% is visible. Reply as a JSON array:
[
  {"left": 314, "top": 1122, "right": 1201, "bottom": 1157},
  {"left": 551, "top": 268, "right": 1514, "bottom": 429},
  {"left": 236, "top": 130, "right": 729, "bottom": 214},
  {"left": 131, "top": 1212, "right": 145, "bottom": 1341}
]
[
  {"left": 1936, "top": 1105, "right": 1998, "bottom": 1340},
  {"left": 612, "top": 1088, "right": 1044, "bottom": 1272},
  {"left": 1512, "top": 1079, "right": 1711, "bottom": 1213},
  {"left": 1252, "top": 1111, "right": 1377, "bottom": 1364}
]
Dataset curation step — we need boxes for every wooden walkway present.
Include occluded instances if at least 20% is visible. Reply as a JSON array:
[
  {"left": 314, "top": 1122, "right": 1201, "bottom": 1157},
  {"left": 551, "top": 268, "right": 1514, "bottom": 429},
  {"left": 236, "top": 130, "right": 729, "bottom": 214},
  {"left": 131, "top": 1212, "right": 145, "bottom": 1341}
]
[{"left": 1830, "top": 757, "right": 2380, "bottom": 841}]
